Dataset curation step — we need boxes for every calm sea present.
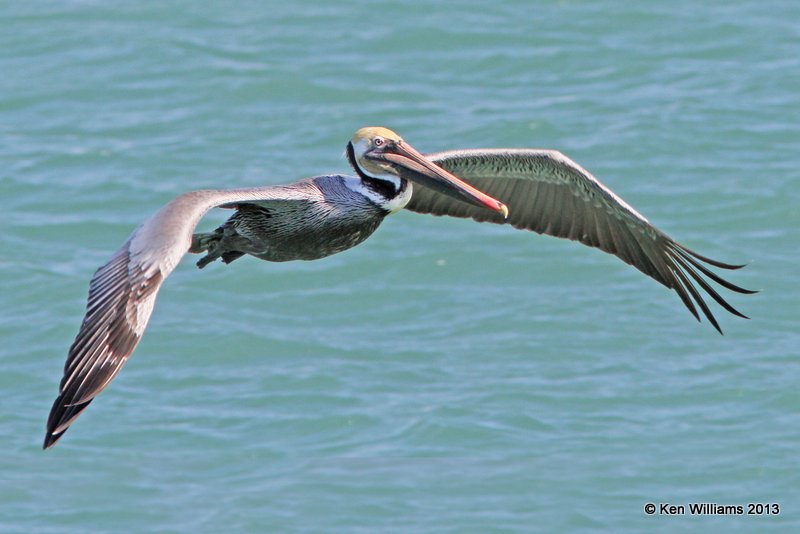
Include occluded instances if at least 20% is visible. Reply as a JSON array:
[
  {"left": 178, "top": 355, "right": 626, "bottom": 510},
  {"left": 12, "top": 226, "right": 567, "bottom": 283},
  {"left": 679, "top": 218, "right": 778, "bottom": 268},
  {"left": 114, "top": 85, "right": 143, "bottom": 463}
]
[{"left": 1, "top": 1, "right": 797, "bottom": 532}]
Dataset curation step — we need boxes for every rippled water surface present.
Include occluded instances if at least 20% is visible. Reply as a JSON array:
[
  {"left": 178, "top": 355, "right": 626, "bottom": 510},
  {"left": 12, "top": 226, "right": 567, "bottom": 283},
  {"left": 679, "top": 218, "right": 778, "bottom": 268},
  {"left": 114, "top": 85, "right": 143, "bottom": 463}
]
[{"left": 1, "top": 1, "right": 798, "bottom": 532}]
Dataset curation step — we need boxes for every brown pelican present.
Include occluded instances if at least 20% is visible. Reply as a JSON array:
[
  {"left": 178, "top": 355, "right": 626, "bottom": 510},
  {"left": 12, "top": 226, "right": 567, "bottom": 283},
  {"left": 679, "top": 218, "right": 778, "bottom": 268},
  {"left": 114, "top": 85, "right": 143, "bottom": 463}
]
[{"left": 43, "top": 126, "right": 753, "bottom": 448}]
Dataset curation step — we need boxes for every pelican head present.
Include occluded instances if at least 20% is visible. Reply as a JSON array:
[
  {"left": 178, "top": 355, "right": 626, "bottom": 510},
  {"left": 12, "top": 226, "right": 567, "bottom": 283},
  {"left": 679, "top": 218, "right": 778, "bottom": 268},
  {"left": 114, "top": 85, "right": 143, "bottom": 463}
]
[{"left": 347, "top": 127, "right": 508, "bottom": 218}]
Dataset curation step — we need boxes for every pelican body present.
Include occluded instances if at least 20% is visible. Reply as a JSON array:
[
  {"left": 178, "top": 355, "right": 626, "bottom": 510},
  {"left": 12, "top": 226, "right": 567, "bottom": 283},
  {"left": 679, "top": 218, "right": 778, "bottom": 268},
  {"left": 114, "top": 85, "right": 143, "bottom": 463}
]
[
  {"left": 191, "top": 175, "right": 390, "bottom": 266},
  {"left": 43, "top": 127, "right": 753, "bottom": 449}
]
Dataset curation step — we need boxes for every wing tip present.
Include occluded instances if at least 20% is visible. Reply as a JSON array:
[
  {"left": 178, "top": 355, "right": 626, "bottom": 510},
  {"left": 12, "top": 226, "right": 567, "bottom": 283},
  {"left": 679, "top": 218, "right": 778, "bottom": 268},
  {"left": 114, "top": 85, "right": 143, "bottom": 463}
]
[
  {"left": 42, "top": 431, "right": 61, "bottom": 450},
  {"left": 666, "top": 242, "right": 755, "bottom": 333},
  {"left": 43, "top": 396, "right": 81, "bottom": 449}
]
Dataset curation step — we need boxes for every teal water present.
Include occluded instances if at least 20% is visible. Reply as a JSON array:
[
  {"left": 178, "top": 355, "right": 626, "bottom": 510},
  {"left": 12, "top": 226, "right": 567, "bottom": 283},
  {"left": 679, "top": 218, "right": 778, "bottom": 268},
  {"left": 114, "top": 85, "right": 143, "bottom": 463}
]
[{"left": 1, "top": 1, "right": 798, "bottom": 532}]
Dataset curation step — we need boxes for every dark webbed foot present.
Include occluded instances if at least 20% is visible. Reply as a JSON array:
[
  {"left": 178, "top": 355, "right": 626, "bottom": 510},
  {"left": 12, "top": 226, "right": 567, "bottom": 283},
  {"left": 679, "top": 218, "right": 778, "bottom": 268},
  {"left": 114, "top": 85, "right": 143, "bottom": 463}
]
[
  {"left": 195, "top": 253, "right": 218, "bottom": 269},
  {"left": 221, "top": 251, "right": 245, "bottom": 264},
  {"left": 191, "top": 232, "right": 247, "bottom": 268},
  {"left": 191, "top": 232, "right": 223, "bottom": 269}
]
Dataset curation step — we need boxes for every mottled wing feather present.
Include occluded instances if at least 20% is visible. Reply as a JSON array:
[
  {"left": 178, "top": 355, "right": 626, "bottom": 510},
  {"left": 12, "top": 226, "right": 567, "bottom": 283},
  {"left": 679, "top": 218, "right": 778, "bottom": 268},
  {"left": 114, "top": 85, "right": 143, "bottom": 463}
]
[
  {"left": 409, "top": 149, "right": 754, "bottom": 331},
  {"left": 44, "top": 242, "right": 164, "bottom": 447}
]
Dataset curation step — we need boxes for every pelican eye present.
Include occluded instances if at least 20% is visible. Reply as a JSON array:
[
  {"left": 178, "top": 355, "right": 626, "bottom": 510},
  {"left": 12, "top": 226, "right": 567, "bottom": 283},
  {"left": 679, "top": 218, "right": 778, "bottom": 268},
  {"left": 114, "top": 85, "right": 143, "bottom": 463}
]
[{"left": 373, "top": 137, "right": 385, "bottom": 147}]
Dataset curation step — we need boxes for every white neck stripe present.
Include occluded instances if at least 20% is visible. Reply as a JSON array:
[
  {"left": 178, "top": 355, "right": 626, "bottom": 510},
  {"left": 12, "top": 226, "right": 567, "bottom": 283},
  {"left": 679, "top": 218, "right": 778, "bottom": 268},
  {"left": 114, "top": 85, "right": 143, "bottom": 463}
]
[{"left": 343, "top": 176, "right": 413, "bottom": 214}]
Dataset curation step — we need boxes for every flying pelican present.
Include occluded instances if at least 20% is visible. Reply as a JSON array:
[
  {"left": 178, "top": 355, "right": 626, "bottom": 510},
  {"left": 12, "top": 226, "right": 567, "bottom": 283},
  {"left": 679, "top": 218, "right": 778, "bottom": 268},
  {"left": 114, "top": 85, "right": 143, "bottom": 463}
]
[{"left": 43, "top": 126, "right": 753, "bottom": 448}]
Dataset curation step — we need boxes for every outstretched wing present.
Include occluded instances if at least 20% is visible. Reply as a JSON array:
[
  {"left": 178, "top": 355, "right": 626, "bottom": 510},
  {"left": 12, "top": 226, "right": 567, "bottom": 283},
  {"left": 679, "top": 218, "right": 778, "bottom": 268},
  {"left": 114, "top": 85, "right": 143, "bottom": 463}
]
[
  {"left": 44, "top": 185, "right": 317, "bottom": 448},
  {"left": 407, "top": 148, "right": 754, "bottom": 332},
  {"left": 44, "top": 240, "right": 164, "bottom": 448}
]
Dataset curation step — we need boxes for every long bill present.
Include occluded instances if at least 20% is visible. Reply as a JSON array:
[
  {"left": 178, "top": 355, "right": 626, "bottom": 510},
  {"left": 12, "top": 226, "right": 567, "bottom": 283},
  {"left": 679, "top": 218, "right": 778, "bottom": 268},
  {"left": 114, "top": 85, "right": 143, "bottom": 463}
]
[{"left": 370, "top": 141, "right": 509, "bottom": 219}]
